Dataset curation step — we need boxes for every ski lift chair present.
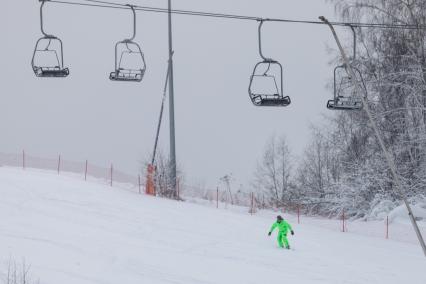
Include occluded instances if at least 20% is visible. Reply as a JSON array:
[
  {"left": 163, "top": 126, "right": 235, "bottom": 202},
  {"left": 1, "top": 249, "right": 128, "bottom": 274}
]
[
  {"left": 110, "top": 41, "right": 146, "bottom": 82},
  {"left": 326, "top": 24, "right": 366, "bottom": 110},
  {"left": 32, "top": 37, "right": 69, "bottom": 77},
  {"left": 109, "top": 5, "right": 146, "bottom": 82},
  {"left": 31, "top": 1, "right": 69, "bottom": 78},
  {"left": 326, "top": 64, "right": 364, "bottom": 110},
  {"left": 249, "top": 60, "right": 291, "bottom": 107},
  {"left": 248, "top": 20, "right": 291, "bottom": 107}
]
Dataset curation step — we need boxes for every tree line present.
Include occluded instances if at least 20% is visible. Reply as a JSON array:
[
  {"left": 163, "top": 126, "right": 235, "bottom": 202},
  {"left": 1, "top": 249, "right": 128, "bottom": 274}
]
[{"left": 254, "top": 0, "right": 426, "bottom": 219}]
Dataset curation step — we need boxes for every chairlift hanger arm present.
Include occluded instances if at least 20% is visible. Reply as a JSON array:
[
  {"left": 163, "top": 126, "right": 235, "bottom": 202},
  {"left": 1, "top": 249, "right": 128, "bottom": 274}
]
[
  {"left": 40, "top": 0, "right": 55, "bottom": 38},
  {"left": 125, "top": 4, "right": 136, "bottom": 42},
  {"left": 333, "top": 65, "right": 344, "bottom": 100},
  {"left": 257, "top": 20, "right": 273, "bottom": 62},
  {"left": 348, "top": 24, "right": 356, "bottom": 61}
]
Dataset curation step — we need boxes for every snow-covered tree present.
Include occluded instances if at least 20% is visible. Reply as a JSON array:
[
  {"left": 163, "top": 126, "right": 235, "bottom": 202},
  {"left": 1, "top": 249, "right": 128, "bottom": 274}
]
[
  {"left": 295, "top": 0, "right": 426, "bottom": 218},
  {"left": 253, "top": 135, "right": 298, "bottom": 208}
]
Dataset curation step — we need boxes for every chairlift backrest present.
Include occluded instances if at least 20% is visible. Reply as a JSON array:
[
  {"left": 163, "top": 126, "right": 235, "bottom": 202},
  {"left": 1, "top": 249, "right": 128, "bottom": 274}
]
[{"left": 250, "top": 63, "right": 280, "bottom": 95}]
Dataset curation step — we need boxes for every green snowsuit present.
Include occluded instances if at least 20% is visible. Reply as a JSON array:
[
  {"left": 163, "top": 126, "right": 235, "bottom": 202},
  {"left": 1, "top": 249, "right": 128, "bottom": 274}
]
[{"left": 269, "top": 220, "right": 293, "bottom": 248}]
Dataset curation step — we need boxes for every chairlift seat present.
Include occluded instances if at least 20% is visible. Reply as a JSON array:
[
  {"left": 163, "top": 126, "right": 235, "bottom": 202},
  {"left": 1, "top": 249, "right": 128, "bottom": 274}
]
[
  {"left": 33, "top": 66, "right": 69, "bottom": 78},
  {"left": 327, "top": 96, "right": 362, "bottom": 110},
  {"left": 110, "top": 68, "right": 144, "bottom": 82},
  {"left": 253, "top": 94, "right": 291, "bottom": 107}
]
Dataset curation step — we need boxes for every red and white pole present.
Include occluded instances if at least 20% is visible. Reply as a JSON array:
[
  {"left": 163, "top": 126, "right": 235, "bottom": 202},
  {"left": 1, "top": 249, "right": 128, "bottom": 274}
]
[
  {"left": 342, "top": 209, "right": 346, "bottom": 232},
  {"left": 110, "top": 164, "right": 113, "bottom": 187},
  {"left": 250, "top": 192, "right": 254, "bottom": 215},
  {"left": 216, "top": 187, "right": 219, "bottom": 209},
  {"left": 177, "top": 178, "right": 180, "bottom": 199},
  {"left": 386, "top": 216, "right": 389, "bottom": 239},
  {"left": 57, "top": 155, "right": 61, "bottom": 175},
  {"left": 297, "top": 204, "right": 300, "bottom": 224}
]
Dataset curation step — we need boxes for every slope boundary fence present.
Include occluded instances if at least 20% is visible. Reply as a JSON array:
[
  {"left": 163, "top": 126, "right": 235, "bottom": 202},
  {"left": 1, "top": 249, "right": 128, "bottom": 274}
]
[{"left": 0, "top": 151, "right": 398, "bottom": 240}]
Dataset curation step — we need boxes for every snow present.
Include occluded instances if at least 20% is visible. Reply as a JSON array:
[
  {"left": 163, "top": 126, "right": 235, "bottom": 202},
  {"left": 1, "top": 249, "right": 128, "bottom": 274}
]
[
  {"left": 1, "top": 167, "right": 425, "bottom": 284},
  {"left": 389, "top": 204, "right": 426, "bottom": 223},
  {"left": 367, "top": 198, "right": 426, "bottom": 223}
]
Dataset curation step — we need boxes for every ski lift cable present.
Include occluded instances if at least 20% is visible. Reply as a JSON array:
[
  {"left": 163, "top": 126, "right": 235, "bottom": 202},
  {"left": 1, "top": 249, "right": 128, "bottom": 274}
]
[{"left": 45, "top": 0, "right": 426, "bottom": 30}]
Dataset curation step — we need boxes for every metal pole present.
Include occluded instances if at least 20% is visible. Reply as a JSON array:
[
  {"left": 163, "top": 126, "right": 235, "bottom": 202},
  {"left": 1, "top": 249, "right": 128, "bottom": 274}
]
[
  {"left": 152, "top": 62, "right": 171, "bottom": 165},
  {"left": 320, "top": 16, "right": 426, "bottom": 256},
  {"left": 168, "top": 0, "right": 177, "bottom": 197}
]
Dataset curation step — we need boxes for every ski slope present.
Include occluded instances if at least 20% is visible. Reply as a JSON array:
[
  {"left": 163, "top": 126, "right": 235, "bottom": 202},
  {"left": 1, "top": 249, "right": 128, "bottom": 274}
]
[{"left": 0, "top": 167, "right": 425, "bottom": 284}]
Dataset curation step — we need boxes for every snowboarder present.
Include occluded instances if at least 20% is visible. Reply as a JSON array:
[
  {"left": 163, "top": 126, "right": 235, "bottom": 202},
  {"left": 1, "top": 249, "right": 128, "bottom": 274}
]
[{"left": 268, "top": 215, "right": 294, "bottom": 249}]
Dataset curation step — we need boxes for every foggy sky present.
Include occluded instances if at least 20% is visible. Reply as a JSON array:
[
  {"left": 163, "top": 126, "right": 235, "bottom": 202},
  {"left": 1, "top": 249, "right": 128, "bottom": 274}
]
[{"left": 1, "top": 0, "right": 340, "bottom": 189}]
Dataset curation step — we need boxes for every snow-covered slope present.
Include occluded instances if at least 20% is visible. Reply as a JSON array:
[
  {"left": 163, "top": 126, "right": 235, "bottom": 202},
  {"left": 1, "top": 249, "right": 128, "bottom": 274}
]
[{"left": 1, "top": 167, "right": 425, "bottom": 284}]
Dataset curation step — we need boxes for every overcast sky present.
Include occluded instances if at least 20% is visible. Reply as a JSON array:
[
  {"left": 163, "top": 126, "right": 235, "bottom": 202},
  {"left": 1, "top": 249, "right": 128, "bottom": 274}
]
[{"left": 1, "top": 0, "right": 342, "bottom": 189}]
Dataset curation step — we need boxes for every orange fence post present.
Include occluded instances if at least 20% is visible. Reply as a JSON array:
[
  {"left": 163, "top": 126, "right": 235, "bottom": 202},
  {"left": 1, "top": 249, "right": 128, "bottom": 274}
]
[{"left": 145, "top": 164, "right": 156, "bottom": 195}]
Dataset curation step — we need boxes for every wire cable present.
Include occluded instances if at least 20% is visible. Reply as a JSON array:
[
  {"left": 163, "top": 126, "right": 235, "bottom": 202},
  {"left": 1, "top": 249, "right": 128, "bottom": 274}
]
[{"left": 46, "top": 0, "right": 426, "bottom": 30}]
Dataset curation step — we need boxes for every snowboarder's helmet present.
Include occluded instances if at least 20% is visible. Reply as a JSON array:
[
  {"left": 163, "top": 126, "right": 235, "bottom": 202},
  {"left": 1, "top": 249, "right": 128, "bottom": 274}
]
[{"left": 277, "top": 215, "right": 283, "bottom": 221}]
